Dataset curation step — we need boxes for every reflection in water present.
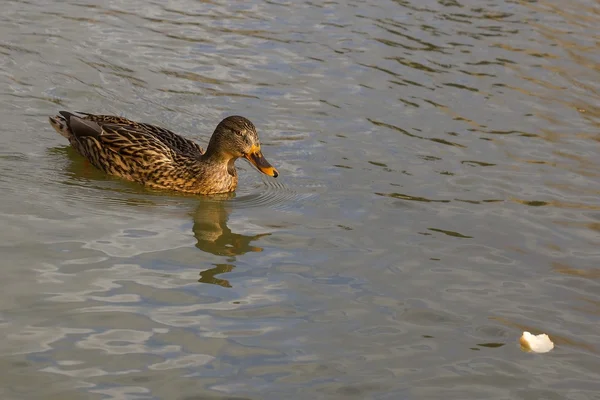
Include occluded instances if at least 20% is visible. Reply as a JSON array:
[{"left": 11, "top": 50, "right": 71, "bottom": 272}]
[
  {"left": 199, "top": 263, "right": 235, "bottom": 288},
  {"left": 191, "top": 199, "right": 269, "bottom": 257},
  {"left": 191, "top": 199, "right": 270, "bottom": 287}
]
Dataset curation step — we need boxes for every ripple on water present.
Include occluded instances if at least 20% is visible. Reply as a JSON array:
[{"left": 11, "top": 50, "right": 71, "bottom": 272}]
[{"left": 230, "top": 177, "right": 321, "bottom": 211}]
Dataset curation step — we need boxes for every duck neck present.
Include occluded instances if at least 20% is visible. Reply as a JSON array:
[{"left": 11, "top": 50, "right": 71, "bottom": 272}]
[
  {"left": 203, "top": 136, "right": 228, "bottom": 159},
  {"left": 202, "top": 146, "right": 238, "bottom": 177}
]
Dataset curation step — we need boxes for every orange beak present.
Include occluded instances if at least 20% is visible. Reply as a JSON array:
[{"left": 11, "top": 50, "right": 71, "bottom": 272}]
[{"left": 244, "top": 145, "right": 278, "bottom": 178}]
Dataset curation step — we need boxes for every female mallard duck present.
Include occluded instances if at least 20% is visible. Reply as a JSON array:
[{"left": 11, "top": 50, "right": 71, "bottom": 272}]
[{"left": 49, "top": 111, "right": 278, "bottom": 195}]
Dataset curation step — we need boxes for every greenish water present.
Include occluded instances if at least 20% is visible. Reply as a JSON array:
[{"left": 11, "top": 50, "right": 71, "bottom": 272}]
[{"left": 1, "top": 0, "right": 599, "bottom": 399}]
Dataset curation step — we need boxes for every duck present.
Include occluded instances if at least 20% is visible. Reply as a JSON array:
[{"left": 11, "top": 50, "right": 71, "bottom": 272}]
[{"left": 49, "top": 111, "right": 278, "bottom": 195}]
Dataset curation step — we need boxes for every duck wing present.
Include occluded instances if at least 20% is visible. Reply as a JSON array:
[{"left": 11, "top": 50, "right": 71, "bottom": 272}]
[
  {"left": 70, "top": 111, "right": 205, "bottom": 157},
  {"left": 61, "top": 114, "right": 184, "bottom": 183}
]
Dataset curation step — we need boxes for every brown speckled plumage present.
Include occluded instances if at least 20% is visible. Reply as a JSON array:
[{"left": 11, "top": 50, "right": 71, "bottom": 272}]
[{"left": 49, "top": 111, "right": 278, "bottom": 195}]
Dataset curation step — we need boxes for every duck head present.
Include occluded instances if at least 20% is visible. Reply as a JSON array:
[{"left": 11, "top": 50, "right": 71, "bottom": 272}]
[{"left": 206, "top": 116, "right": 278, "bottom": 178}]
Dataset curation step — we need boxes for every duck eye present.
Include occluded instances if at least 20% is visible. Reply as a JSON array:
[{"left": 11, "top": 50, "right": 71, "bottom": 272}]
[{"left": 235, "top": 130, "right": 244, "bottom": 136}]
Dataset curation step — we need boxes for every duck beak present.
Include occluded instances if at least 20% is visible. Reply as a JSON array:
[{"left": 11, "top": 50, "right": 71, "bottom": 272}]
[{"left": 245, "top": 145, "right": 278, "bottom": 178}]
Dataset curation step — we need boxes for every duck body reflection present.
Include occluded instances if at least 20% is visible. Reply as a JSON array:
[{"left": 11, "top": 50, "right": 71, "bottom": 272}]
[
  {"left": 192, "top": 196, "right": 270, "bottom": 257},
  {"left": 192, "top": 197, "right": 271, "bottom": 288}
]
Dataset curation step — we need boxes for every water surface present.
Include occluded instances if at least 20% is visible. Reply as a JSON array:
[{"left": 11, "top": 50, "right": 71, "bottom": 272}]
[{"left": 1, "top": 0, "right": 599, "bottom": 399}]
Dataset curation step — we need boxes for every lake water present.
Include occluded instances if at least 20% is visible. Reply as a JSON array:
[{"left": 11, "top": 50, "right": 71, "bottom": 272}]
[{"left": 1, "top": 0, "right": 599, "bottom": 399}]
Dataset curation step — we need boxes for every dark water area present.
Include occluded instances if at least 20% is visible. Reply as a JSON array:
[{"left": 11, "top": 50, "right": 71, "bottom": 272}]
[{"left": 0, "top": 0, "right": 599, "bottom": 399}]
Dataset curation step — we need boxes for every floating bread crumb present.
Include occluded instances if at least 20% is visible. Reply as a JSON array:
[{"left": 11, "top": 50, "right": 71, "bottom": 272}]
[{"left": 520, "top": 331, "right": 554, "bottom": 353}]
